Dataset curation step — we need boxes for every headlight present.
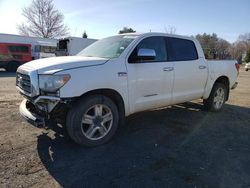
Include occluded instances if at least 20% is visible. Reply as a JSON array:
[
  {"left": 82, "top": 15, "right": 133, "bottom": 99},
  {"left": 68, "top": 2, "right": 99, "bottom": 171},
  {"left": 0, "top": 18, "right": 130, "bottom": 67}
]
[{"left": 39, "top": 74, "right": 71, "bottom": 92}]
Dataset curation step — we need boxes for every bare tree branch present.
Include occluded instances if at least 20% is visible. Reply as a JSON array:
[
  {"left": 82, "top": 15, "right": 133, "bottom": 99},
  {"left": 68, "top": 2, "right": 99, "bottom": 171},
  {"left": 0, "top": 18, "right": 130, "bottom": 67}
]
[
  {"left": 17, "top": 0, "right": 69, "bottom": 38},
  {"left": 164, "top": 26, "right": 176, "bottom": 34}
]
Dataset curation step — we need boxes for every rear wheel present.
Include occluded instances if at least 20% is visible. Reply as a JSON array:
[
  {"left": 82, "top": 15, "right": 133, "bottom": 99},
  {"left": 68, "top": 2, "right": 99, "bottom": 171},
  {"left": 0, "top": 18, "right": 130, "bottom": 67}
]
[
  {"left": 66, "top": 95, "right": 119, "bottom": 147},
  {"left": 6, "top": 61, "right": 19, "bottom": 72},
  {"left": 246, "top": 68, "right": 249, "bottom": 71},
  {"left": 203, "top": 83, "right": 227, "bottom": 112}
]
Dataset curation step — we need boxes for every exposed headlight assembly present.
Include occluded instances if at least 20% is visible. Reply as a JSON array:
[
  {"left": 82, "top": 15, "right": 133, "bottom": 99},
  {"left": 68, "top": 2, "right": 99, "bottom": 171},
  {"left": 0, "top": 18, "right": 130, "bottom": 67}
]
[{"left": 39, "top": 74, "right": 71, "bottom": 92}]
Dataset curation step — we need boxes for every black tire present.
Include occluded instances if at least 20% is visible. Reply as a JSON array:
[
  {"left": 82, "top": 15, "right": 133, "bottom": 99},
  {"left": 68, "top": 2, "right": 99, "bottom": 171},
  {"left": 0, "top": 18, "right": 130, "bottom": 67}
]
[
  {"left": 203, "top": 83, "right": 227, "bottom": 112},
  {"left": 246, "top": 69, "right": 249, "bottom": 71},
  {"left": 6, "top": 61, "right": 19, "bottom": 72},
  {"left": 66, "top": 95, "right": 119, "bottom": 147}
]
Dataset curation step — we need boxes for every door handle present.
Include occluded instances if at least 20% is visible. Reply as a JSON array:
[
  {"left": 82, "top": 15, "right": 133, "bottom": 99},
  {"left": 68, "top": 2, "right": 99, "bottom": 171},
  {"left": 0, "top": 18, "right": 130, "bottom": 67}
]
[
  {"left": 199, "top": 65, "right": 207, "bottom": 69},
  {"left": 163, "top": 67, "right": 174, "bottom": 72}
]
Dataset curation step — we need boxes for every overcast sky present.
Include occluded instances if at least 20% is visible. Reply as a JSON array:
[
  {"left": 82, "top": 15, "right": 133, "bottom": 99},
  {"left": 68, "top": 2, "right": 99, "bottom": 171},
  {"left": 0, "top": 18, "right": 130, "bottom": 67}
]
[{"left": 0, "top": 0, "right": 249, "bottom": 42}]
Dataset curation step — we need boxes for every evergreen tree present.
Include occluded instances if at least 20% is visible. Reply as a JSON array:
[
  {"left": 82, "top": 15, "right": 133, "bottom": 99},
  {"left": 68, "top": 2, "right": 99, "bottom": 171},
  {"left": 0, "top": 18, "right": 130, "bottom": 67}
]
[
  {"left": 244, "top": 48, "right": 250, "bottom": 63},
  {"left": 82, "top": 31, "right": 88, "bottom": 38}
]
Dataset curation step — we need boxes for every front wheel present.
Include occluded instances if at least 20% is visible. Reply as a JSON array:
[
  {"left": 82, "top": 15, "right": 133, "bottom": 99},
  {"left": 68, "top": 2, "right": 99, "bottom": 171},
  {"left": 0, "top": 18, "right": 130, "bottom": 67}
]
[
  {"left": 66, "top": 95, "right": 119, "bottom": 147},
  {"left": 6, "top": 61, "right": 19, "bottom": 72},
  {"left": 203, "top": 83, "right": 227, "bottom": 112},
  {"left": 246, "top": 68, "right": 249, "bottom": 71}
]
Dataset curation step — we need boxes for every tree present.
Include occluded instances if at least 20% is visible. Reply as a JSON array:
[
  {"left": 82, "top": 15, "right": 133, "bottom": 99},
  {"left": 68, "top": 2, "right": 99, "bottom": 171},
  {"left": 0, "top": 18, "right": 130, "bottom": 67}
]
[
  {"left": 82, "top": 31, "right": 88, "bottom": 38},
  {"left": 229, "top": 41, "right": 246, "bottom": 63},
  {"left": 229, "top": 33, "right": 250, "bottom": 63},
  {"left": 215, "top": 39, "right": 231, "bottom": 59},
  {"left": 164, "top": 26, "right": 176, "bottom": 34},
  {"left": 196, "top": 33, "right": 219, "bottom": 59},
  {"left": 195, "top": 33, "right": 232, "bottom": 60},
  {"left": 17, "top": 0, "right": 69, "bottom": 38},
  {"left": 118, "top": 27, "right": 136, "bottom": 34},
  {"left": 237, "top": 33, "right": 250, "bottom": 53},
  {"left": 244, "top": 48, "right": 250, "bottom": 63},
  {"left": 238, "top": 33, "right": 250, "bottom": 42}
]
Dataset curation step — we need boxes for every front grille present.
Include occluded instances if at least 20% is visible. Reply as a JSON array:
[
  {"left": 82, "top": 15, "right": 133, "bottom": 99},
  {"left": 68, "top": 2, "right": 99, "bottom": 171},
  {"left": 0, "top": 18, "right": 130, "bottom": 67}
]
[{"left": 16, "top": 72, "right": 31, "bottom": 94}]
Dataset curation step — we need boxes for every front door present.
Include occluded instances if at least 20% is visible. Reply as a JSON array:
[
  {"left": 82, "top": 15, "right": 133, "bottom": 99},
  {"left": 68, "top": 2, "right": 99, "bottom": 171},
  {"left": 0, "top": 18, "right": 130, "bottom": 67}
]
[{"left": 126, "top": 36, "right": 174, "bottom": 113}]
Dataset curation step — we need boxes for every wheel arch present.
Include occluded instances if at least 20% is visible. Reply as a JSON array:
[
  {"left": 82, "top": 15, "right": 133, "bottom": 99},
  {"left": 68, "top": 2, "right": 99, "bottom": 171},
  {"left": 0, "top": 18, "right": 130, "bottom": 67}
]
[
  {"left": 78, "top": 88, "right": 126, "bottom": 125},
  {"left": 211, "top": 76, "right": 230, "bottom": 101}
]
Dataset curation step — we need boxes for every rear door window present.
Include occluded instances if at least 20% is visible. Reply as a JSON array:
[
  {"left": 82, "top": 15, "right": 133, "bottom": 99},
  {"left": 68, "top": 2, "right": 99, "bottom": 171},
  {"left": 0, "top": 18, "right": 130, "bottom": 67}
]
[
  {"left": 8, "top": 46, "right": 29, "bottom": 53},
  {"left": 167, "top": 38, "right": 198, "bottom": 61}
]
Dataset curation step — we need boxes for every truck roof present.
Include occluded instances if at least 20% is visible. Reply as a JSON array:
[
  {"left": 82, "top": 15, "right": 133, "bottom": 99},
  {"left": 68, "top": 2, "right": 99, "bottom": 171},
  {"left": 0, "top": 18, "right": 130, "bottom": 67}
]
[
  {"left": 119, "top": 32, "right": 195, "bottom": 40},
  {"left": 118, "top": 32, "right": 204, "bottom": 59}
]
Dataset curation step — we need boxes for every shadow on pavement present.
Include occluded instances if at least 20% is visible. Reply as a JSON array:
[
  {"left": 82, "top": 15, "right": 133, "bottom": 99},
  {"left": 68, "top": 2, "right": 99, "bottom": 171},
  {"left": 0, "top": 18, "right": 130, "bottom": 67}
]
[
  {"left": 0, "top": 70, "right": 16, "bottom": 78},
  {"left": 37, "top": 102, "right": 250, "bottom": 188}
]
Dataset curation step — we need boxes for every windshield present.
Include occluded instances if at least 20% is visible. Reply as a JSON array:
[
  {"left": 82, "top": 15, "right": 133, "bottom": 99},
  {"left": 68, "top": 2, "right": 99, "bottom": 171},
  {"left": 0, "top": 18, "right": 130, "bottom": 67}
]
[{"left": 78, "top": 35, "right": 138, "bottom": 58}]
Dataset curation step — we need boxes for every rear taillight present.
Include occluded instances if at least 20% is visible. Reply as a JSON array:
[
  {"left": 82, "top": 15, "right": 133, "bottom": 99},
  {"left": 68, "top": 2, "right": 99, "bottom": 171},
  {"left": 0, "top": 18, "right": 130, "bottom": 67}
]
[{"left": 235, "top": 63, "right": 240, "bottom": 73}]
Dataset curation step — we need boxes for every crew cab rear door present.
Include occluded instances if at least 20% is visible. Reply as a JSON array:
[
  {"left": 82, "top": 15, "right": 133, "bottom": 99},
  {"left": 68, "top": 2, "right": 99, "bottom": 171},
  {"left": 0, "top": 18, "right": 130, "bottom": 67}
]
[
  {"left": 166, "top": 37, "right": 208, "bottom": 104},
  {"left": 126, "top": 36, "right": 174, "bottom": 113}
]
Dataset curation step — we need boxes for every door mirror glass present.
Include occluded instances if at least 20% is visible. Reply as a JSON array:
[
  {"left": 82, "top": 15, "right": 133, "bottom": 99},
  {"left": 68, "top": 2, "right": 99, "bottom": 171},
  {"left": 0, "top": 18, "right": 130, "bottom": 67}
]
[{"left": 137, "top": 48, "right": 156, "bottom": 61}]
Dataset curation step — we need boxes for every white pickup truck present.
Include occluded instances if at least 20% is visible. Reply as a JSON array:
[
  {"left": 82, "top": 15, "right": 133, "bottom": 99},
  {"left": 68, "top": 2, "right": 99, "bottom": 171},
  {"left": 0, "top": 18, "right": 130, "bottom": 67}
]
[{"left": 16, "top": 33, "right": 239, "bottom": 147}]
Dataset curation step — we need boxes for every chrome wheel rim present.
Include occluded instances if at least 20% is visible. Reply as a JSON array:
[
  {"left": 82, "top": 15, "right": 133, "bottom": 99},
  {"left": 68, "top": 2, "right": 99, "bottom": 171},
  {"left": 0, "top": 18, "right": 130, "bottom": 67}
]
[
  {"left": 213, "top": 88, "right": 225, "bottom": 109},
  {"left": 81, "top": 104, "right": 113, "bottom": 140}
]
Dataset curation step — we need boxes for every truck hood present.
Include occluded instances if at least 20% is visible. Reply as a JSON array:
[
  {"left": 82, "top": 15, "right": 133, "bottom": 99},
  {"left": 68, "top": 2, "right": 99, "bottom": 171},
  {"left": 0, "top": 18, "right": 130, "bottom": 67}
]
[{"left": 20, "top": 56, "right": 109, "bottom": 74}]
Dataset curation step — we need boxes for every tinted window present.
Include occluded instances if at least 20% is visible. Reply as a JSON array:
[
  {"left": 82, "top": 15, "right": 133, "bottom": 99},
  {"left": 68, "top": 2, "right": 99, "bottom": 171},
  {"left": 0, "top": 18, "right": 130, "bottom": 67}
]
[
  {"left": 41, "top": 46, "right": 51, "bottom": 53},
  {"left": 129, "top": 36, "right": 167, "bottom": 63},
  {"left": 167, "top": 38, "right": 198, "bottom": 61},
  {"left": 8, "top": 46, "right": 29, "bottom": 53},
  {"left": 36, "top": 46, "right": 56, "bottom": 53},
  {"left": 50, "top": 47, "right": 56, "bottom": 53},
  {"left": 58, "top": 40, "right": 68, "bottom": 50}
]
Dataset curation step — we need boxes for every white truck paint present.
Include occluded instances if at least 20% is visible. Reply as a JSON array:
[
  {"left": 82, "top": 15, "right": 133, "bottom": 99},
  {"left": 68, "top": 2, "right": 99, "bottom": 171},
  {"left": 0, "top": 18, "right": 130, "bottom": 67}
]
[{"left": 16, "top": 33, "right": 239, "bottom": 146}]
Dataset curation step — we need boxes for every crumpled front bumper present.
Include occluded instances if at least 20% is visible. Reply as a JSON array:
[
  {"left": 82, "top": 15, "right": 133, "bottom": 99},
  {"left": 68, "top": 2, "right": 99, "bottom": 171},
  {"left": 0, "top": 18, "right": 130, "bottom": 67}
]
[
  {"left": 231, "top": 82, "right": 238, "bottom": 90},
  {"left": 19, "top": 99, "right": 46, "bottom": 127}
]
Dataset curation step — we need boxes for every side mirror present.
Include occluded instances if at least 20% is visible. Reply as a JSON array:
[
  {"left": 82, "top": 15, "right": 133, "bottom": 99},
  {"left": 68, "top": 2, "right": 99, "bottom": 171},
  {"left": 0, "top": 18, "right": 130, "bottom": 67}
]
[{"left": 137, "top": 48, "right": 156, "bottom": 61}]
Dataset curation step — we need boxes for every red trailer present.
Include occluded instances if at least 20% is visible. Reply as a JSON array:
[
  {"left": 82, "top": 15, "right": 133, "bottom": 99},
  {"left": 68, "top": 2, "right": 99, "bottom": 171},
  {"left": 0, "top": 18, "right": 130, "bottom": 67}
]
[{"left": 0, "top": 43, "right": 32, "bottom": 72}]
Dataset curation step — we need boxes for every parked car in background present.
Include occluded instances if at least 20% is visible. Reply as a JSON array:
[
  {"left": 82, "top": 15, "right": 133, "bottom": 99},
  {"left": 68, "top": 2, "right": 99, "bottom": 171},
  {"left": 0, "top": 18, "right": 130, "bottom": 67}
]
[
  {"left": 16, "top": 32, "right": 239, "bottom": 147},
  {"left": 56, "top": 37, "right": 97, "bottom": 56},
  {"left": 0, "top": 43, "right": 32, "bottom": 71},
  {"left": 245, "top": 62, "right": 250, "bottom": 71}
]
